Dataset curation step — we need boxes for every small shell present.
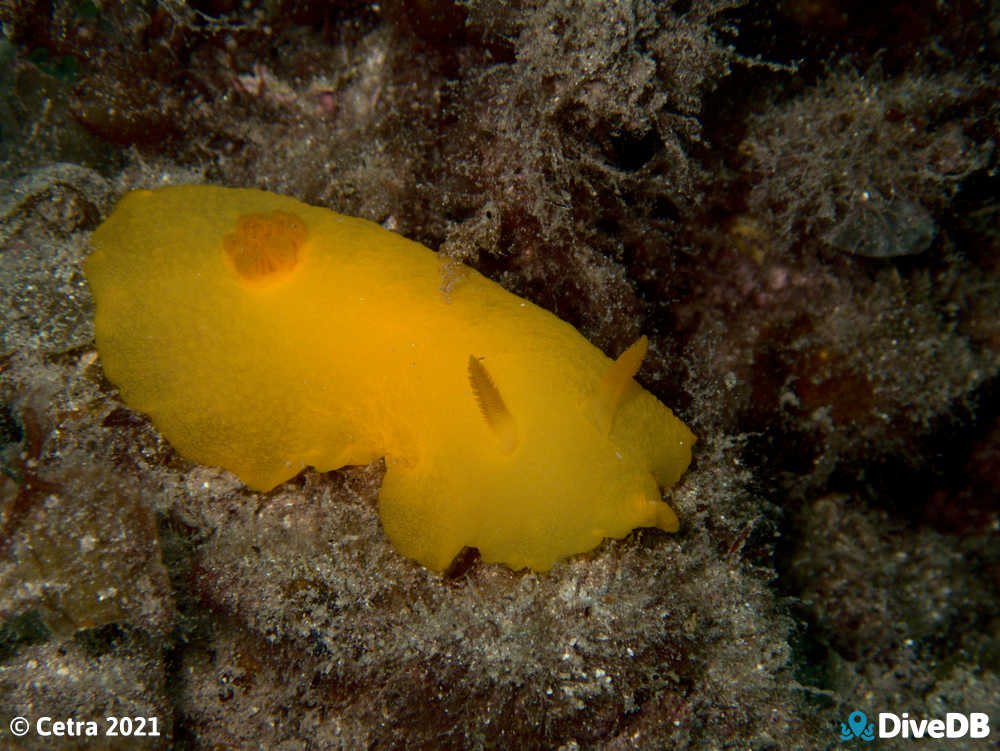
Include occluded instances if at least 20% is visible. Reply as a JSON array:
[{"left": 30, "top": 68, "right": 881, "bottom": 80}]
[{"left": 827, "top": 194, "right": 936, "bottom": 258}]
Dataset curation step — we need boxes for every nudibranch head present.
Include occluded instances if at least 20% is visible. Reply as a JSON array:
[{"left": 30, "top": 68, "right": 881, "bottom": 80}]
[{"left": 377, "top": 337, "right": 690, "bottom": 572}]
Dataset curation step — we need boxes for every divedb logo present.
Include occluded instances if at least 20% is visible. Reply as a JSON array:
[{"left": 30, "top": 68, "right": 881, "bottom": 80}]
[
  {"left": 838, "top": 710, "right": 991, "bottom": 742},
  {"left": 840, "top": 711, "right": 875, "bottom": 742}
]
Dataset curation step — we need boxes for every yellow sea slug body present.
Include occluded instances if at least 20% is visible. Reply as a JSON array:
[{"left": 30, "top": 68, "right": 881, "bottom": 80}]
[{"left": 85, "top": 186, "right": 694, "bottom": 572}]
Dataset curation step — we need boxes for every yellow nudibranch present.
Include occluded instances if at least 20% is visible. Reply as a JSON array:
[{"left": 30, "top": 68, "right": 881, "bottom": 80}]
[{"left": 85, "top": 186, "right": 694, "bottom": 572}]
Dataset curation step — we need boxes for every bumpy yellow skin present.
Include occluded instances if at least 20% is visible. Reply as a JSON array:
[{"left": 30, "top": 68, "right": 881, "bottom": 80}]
[{"left": 86, "top": 186, "right": 694, "bottom": 571}]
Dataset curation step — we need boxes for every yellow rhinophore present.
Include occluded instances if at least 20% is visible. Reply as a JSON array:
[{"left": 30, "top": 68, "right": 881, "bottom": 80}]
[{"left": 85, "top": 185, "right": 694, "bottom": 572}]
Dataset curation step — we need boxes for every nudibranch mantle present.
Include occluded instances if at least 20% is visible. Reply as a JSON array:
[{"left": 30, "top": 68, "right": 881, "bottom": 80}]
[{"left": 85, "top": 185, "right": 694, "bottom": 572}]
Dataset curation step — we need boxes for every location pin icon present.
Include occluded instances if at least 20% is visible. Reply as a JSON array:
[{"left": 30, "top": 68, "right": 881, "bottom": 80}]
[{"left": 848, "top": 711, "right": 867, "bottom": 738}]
